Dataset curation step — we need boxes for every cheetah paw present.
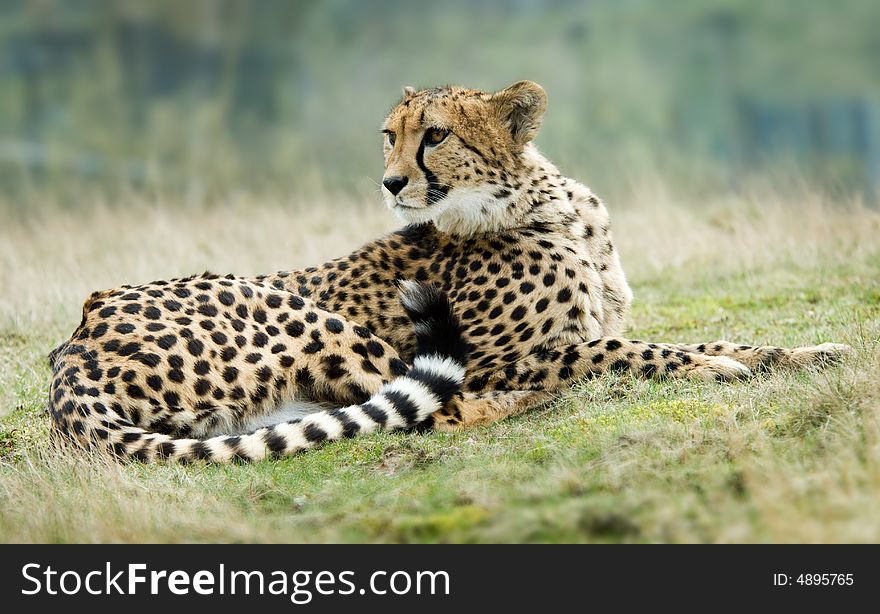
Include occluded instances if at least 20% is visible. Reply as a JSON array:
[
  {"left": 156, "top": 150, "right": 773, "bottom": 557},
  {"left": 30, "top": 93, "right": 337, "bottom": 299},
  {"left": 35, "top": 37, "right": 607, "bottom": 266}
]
[
  {"left": 789, "top": 342, "right": 853, "bottom": 368},
  {"left": 689, "top": 355, "right": 752, "bottom": 382}
]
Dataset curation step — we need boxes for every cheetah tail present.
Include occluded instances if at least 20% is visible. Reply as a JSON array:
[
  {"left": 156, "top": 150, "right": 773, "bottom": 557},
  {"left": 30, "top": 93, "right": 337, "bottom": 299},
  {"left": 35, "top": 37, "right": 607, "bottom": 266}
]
[{"left": 98, "top": 281, "right": 466, "bottom": 463}]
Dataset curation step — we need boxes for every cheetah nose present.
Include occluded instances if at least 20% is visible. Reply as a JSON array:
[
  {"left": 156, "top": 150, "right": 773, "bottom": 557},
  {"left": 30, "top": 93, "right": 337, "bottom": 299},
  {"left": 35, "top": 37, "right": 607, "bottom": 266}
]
[{"left": 383, "top": 176, "right": 409, "bottom": 196}]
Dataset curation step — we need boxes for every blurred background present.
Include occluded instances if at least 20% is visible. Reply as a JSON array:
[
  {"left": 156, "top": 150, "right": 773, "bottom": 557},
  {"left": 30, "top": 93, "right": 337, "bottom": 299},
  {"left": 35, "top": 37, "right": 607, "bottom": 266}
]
[{"left": 0, "top": 0, "right": 878, "bottom": 206}]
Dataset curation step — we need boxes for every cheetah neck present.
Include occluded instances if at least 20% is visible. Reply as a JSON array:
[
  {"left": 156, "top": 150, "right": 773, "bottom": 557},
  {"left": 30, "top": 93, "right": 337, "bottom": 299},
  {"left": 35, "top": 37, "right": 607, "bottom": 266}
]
[{"left": 432, "top": 145, "right": 574, "bottom": 238}]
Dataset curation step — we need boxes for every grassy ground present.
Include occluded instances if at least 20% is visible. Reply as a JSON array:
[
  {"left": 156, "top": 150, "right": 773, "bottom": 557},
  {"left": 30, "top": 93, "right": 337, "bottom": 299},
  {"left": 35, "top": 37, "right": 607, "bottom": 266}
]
[{"left": 0, "top": 186, "right": 878, "bottom": 543}]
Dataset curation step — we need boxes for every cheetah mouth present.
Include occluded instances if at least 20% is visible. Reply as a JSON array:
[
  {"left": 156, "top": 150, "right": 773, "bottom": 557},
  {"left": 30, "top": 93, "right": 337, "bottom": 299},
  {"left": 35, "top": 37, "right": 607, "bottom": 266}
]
[{"left": 393, "top": 200, "right": 425, "bottom": 210}]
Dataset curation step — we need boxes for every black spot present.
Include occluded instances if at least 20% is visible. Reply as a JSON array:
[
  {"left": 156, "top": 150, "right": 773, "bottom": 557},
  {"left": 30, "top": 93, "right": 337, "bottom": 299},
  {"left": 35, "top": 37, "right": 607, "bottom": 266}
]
[
  {"left": 325, "top": 318, "right": 344, "bottom": 333},
  {"left": 117, "top": 342, "right": 141, "bottom": 357},
  {"left": 146, "top": 375, "right": 163, "bottom": 392},
  {"left": 163, "top": 391, "right": 180, "bottom": 407},
  {"left": 135, "top": 352, "right": 162, "bottom": 368},
  {"left": 221, "top": 347, "right": 237, "bottom": 362},
  {"left": 303, "top": 340, "right": 325, "bottom": 354},
  {"left": 127, "top": 384, "right": 147, "bottom": 399},
  {"left": 466, "top": 373, "right": 490, "bottom": 393},
  {"left": 122, "top": 431, "right": 142, "bottom": 443},
  {"left": 144, "top": 306, "right": 161, "bottom": 320},
  {"left": 366, "top": 340, "right": 385, "bottom": 357},
  {"left": 187, "top": 339, "right": 205, "bottom": 357},
  {"left": 197, "top": 304, "right": 218, "bottom": 317},
  {"left": 91, "top": 323, "right": 109, "bottom": 338},
  {"left": 285, "top": 321, "right": 305, "bottom": 337},
  {"left": 294, "top": 367, "right": 314, "bottom": 388},
  {"left": 218, "top": 291, "right": 235, "bottom": 306},
  {"left": 193, "top": 360, "right": 211, "bottom": 375},
  {"left": 353, "top": 325, "right": 372, "bottom": 339},
  {"left": 605, "top": 339, "right": 622, "bottom": 352},
  {"left": 321, "top": 355, "right": 347, "bottom": 379},
  {"left": 609, "top": 359, "right": 630, "bottom": 373},
  {"left": 193, "top": 379, "right": 211, "bottom": 396}
]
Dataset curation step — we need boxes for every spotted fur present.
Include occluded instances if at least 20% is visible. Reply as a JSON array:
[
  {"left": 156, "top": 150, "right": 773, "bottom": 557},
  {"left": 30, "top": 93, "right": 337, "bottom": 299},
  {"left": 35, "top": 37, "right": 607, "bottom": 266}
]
[
  {"left": 49, "top": 282, "right": 466, "bottom": 462},
  {"left": 47, "top": 81, "right": 851, "bottom": 458}
]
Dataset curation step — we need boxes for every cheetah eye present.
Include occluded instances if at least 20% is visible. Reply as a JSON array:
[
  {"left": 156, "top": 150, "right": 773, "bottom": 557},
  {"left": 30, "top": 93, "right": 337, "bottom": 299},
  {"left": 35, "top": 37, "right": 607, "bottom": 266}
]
[
  {"left": 424, "top": 128, "right": 449, "bottom": 146},
  {"left": 384, "top": 131, "right": 396, "bottom": 147}
]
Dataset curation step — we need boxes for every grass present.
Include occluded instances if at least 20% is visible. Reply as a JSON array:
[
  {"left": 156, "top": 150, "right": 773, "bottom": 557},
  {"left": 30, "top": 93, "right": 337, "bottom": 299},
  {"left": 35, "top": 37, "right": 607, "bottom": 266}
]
[{"left": 0, "top": 184, "right": 878, "bottom": 543}]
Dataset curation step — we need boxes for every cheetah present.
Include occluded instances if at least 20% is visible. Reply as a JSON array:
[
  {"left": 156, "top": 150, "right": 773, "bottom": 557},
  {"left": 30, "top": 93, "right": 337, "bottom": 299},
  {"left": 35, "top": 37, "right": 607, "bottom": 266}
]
[{"left": 47, "top": 81, "right": 850, "bottom": 462}]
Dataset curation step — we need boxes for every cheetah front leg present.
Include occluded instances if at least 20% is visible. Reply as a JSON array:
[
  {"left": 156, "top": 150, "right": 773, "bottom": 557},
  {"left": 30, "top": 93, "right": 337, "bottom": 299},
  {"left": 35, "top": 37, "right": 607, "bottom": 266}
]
[
  {"left": 659, "top": 340, "right": 852, "bottom": 372},
  {"left": 430, "top": 336, "right": 756, "bottom": 431},
  {"left": 465, "top": 336, "right": 753, "bottom": 398}
]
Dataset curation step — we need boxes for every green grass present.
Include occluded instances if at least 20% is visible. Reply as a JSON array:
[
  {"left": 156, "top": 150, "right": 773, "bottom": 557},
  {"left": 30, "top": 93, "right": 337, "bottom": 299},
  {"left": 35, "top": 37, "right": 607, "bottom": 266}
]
[{"left": 0, "top": 188, "right": 878, "bottom": 543}]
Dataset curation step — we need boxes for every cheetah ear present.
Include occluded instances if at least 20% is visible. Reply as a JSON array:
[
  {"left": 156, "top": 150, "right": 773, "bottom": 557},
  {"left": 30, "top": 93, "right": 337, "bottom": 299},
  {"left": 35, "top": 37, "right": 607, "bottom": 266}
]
[
  {"left": 490, "top": 81, "right": 547, "bottom": 145},
  {"left": 402, "top": 85, "right": 417, "bottom": 98}
]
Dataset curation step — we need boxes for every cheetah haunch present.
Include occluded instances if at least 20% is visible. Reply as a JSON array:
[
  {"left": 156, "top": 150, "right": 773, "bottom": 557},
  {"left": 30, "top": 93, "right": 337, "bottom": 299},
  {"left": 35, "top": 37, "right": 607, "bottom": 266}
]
[{"left": 48, "top": 81, "right": 850, "bottom": 462}]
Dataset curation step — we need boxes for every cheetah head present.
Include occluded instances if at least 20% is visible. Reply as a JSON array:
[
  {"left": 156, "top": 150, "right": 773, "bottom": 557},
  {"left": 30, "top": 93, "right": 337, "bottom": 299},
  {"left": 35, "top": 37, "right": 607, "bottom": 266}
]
[{"left": 381, "top": 81, "right": 547, "bottom": 236}]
